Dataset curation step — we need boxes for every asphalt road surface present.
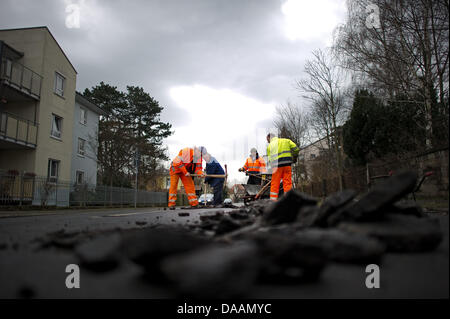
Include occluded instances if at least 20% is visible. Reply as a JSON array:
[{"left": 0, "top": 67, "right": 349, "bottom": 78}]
[{"left": 0, "top": 205, "right": 448, "bottom": 298}]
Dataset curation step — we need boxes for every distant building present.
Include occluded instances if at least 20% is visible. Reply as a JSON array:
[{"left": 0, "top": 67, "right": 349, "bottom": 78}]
[
  {"left": 298, "top": 137, "right": 329, "bottom": 181},
  {"left": 71, "top": 92, "right": 106, "bottom": 186},
  {"left": 298, "top": 127, "right": 345, "bottom": 182}
]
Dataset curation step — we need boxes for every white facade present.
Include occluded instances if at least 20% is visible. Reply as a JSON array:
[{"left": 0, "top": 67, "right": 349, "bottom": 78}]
[{"left": 70, "top": 92, "right": 105, "bottom": 186}]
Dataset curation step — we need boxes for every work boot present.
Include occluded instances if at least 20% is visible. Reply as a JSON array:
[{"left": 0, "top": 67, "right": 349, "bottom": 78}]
[{"left": 169, "top": 207, "right": 176, "bottom": 210}]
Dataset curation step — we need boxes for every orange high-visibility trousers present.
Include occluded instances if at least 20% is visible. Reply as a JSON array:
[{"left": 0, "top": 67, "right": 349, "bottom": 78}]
[
  {"left": 269, "top": 166, "right": 292, "bottom": 201},
  {"left": 168, "top": 173, "right": 199, "bottom": 207}
]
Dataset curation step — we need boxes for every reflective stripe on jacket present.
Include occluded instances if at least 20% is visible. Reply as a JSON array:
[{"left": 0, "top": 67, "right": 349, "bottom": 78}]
[
  {"left": 243, "top": 157, "right": 267, "bottom": 173},
  {"left": 266, "top": 137, "right": 300, "bottom": 168}
]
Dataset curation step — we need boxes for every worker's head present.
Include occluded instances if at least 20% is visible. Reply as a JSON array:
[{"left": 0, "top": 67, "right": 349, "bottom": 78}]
[
  {"left": 250, "top": 147, "right": 259, "bottom": 159},
  {"left": 203, "top": 152, "right": 211, "bottom": 163},
  {"left": 266, "top": 133, "right": 276, "bottom": 143},
  {"left": 194, "top": 146, "right": 207, "bottom": 158}
]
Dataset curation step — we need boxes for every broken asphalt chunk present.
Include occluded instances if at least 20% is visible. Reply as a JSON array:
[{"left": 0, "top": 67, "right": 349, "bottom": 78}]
[
  {"left": 327, "top": 171, "right": 418, "bottom": 225},
  {"left": 313, "top": 190, "right": 357, "bottom": 227},
  {"left": 338, "top": 214, "right": 443, "bottom": 252},
  {"left": 262, "top": 190, "right": 317, "bottom": 225},
  {"left": 296, "top": 205, "right": 321, "bottom": 228},
  {"left": 38, "top": 230, "right": 84, "bottom": 250},
  {"left": 294, "top": 229, "right": 385, "bottom": 263},
  {"left": 384, "top": 201, "right": 426, "bottom": 218},
  {"left": 75, "top": 233, "right": 122, "bottom": 272},
  {"left": 161, "top": 241, "right": 259, "bottom": 297},
  {"left": 121, "top": 226, "right": 209, "bottom": 278},
  {"left": 250, "top": 229, "right": 327, "bottom": 283},
  {"left": 229, "top": 210, "right": 250, "bottom": 220},
  {"left": 214, "top": 216, "right": 253, "bottom": 235}
]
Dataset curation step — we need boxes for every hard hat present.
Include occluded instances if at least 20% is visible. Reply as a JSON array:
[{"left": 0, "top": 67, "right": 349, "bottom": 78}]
[{"left": 250, "top": 148, "right": 257, "bottom": 153}]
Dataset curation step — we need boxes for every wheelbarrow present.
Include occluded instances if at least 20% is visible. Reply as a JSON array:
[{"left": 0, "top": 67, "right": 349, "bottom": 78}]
[
  {"left": 241, "top": 173, "right": 284, "bottom": 205},
  {"left": 242, "top": 181, "right": 271, "bottom": 206}
]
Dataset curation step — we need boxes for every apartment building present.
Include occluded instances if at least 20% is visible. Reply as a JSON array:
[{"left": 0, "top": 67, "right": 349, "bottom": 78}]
[
  {"left": 71, "top": 92, "right": 105, "bottom": 186},
  {"left": 0, "top": 27, "right": 77, "bottom": 183}
]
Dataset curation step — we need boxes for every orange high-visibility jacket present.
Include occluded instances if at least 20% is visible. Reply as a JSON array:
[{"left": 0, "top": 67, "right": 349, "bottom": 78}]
[
  {"left": 242, "top": 156, "right": 267, "bottom": 173},
  {"left": 170, "top": 147, "right": 203, "bottom": 176}
]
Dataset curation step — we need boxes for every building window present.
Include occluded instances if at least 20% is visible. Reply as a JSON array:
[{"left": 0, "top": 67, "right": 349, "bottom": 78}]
[
  {"left": 78, "top": 138, "right": 85, "bottom": 156},
  {"left": 76, "top": 171, "right": 84, "bottom": 185},
  {"left": 310, "top": 154, "right": 316, "bottom": 159},
  {"left": 47, "top": 159, "right": 60, "bottom": 183},
  {"left": 80, "top": 108, "right": 87, "bottom": 125},
  {"left": 51, "top": 114, "right": 62, "bottom": 138},
  {"left": 0, "top": 113, "right": 6, "bottom": 133},
  {"left": 5, "top": 59, "right": 12, "bottom": 78},
  {"left": 54, "top": 72, "right": 65, "bottom": 96}
]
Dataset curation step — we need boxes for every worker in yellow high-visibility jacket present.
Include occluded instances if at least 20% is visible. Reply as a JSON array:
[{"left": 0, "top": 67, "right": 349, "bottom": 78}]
[{"left": 266, "top": 133, "right": 300, "bottom": 201}]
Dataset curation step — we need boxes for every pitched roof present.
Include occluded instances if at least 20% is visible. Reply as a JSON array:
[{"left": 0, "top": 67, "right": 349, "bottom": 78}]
[{"left": 0, "top": 26, "right": 77, "bottom": 74}]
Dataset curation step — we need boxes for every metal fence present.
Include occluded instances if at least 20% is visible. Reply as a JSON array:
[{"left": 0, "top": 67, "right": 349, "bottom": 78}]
[
  {"left": 0, "top": 171, "right": 168, "bottom": 207},
  {"left": 299, "top": 147, "right": 449, "bottom": 199}
]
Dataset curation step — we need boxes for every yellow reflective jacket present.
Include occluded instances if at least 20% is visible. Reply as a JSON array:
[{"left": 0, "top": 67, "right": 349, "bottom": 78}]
[{"left": 266, "top": 137, "right": 300, "bottom": 168}]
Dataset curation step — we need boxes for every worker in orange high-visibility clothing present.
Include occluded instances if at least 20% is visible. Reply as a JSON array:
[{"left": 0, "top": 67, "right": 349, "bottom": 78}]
[
  {"left": 266, "top": 133, "right": 299, "bottom": 201},
  {"left": 238, "top": 148, "right": 267, "bottom": 185},
  {"left": 168, "top": 146, "right": 207, "bottom": 209}
]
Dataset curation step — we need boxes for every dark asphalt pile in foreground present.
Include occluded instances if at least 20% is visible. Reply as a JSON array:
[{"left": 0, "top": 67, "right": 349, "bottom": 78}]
[
  {"left": 22, "top": 171, "right": 444, "bottom": 298},
  {"left": 148, "top": 171, "right": 443, "bottom": 297},
  {"left": 0, "top": 170, "right": 447, "bottom": 298}
]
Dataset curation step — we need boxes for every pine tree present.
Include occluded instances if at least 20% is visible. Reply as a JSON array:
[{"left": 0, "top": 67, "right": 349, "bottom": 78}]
[{"left": 83, "top": 82, "right": 172, "bottom": 187}]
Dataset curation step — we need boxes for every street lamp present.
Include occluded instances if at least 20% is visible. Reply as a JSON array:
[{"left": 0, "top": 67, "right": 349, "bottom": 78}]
[{"left": 134, "top": 147, "right": 139, "bottom": 208}]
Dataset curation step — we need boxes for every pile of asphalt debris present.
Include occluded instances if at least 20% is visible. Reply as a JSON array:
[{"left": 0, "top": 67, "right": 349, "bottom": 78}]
[{"left": 38, "top": 171, "right": 444, "bottom": 297}]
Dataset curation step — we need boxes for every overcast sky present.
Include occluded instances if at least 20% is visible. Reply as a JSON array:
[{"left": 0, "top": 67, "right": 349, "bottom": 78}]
[{"left": 0, "top": 0, "right": 347, "bottom": 184}]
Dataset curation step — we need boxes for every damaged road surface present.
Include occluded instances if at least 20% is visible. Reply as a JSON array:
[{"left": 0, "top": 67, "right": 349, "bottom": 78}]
[{"left": 0, "top": 173, "right": 448, "bottom": 298}]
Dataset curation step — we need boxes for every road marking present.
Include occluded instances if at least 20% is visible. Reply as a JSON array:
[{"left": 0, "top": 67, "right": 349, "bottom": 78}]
[
  {"left": 105, "top": 213, "right": 142, "bottom": 217},
  {"left": 103, "top": 211, "right": 164, "bottom": 217}
]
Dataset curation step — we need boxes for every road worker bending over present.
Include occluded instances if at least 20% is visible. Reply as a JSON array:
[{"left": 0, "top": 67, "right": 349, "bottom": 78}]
[
  {"left": 238, "top": 148, "right": 267, "bottom": 185},
  {"left": 168, "top": 146, "right": 207, "bottom": 209},
  {"left": 266, "top": 133, "right": 299, "bottom": 201}
]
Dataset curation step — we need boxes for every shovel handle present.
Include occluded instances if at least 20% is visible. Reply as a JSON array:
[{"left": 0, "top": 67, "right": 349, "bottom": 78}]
[{"left": 190, "top": 174, "right": 227, "bottom": 178}]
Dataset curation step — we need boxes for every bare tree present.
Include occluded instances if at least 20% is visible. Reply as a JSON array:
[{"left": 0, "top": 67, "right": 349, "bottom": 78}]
[
  {"left": 273, "top": 101, "right": 309, "bottom": 187},
  {"left": 296, "top": 48, "right": 348, "bottom": 190},
  {"left": 334, "top": 0, "right": 449, "bottom": 148},
  {"left": 274, "top": 101, "right": 309, "bottom": 147}
]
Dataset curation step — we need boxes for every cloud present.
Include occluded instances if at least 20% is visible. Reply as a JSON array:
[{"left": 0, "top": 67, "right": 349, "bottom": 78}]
[
  {"left": 281, "top": 0, "right": 347, "bottom": 44},
  {"left": 0, "top": 0, "right": 347, "bottom": 185},
  {"left": 167, "top": 84, "right": 276, "bottom": 183}
]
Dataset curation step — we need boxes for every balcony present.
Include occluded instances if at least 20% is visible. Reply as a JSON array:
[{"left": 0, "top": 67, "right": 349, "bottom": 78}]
[
  {"left": 0, "top": 57, "right": 42, "bottom": 100},
  {"left": 0, "top": 111, "right": 38, "bottom": 148}
]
